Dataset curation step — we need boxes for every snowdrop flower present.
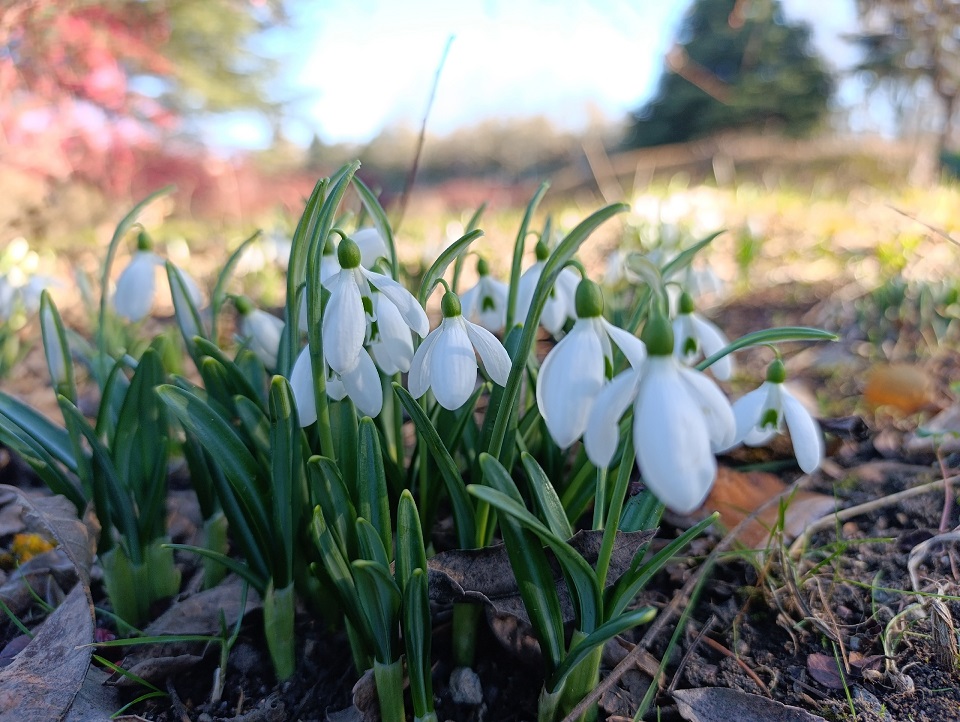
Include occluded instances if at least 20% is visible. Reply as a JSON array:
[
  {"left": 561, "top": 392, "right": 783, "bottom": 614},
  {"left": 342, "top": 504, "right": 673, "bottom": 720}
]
[
  {"left": 537, "top": 279, "right": 647, "bottom": 449},
  {"left": 515, "top": 240, "right": 578, "bottom": 336},
  {"left": 585, "top": 313, "right": 735, "bottom": 514},
  {"left": 728, "top": 358, "right": 824, "bottom": 473},
  {"left": 322, "top": 235, "right": 428, "bottom": 375},
  {"left": 236, "top": 296, "right": 284, "bottom": 370},
  {"left": 298, "top": 228, "right": 392, "bottom": 332},
  {"left": 113, "top": 231, "right": 201, "bottom": 322},
  {"left": 408, "top": 289, "right": 511, "bottom": 411},
  {"left": 290, "top": 345, "right": 383, "bottom": 424},
  {"left": 673, "top": 291, "right": 733, "bottom": 381},
  {"left": 459, "top": 258, "right": 508, "bottom": 333}
]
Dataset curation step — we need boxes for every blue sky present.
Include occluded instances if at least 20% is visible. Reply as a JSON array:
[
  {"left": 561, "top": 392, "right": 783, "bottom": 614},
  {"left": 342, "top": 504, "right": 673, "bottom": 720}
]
[{"left": 203, "top": 0, "right": 861, "bottom": 150}]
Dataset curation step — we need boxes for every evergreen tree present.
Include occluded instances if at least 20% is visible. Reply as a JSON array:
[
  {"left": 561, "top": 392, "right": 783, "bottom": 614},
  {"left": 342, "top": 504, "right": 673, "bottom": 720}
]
[{"left": 625, "top": 0, "right": 834, "bottom": 148}]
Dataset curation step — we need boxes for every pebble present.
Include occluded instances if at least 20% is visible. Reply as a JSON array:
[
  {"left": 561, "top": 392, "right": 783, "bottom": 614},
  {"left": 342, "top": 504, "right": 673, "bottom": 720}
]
[{"left": 449, "top": 666, "right": 483, "bottom": 705}]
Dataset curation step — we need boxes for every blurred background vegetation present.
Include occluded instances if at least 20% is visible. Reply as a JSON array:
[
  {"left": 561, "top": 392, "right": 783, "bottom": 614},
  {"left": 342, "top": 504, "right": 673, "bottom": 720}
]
[{"left": 3, "top": 0, "right": 960, "bottom": 246}]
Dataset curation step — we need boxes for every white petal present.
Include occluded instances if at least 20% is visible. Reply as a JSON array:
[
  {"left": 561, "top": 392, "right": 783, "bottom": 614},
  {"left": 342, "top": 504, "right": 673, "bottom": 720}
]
[
  {"left": 361, "top": 268, "right": 429, "bottom": 337},
  {"left": 475, "top": 277, "right": 508, "bottom": 332},
  {"left": 407, "top": 326, "right": 441, "bottom": 399},
  {"left": 113, "top": 252, "right": 159, "bottom": 321},
  {"left": 458, "top": 283, "right": 482, "bottom": 323},
  {"left": 601, "top": 318, "right": 647, "bottom": 369},
  {"left": 584, "top": 369, "right": 642, "bottom": 469},
  {"left": 463, "top": 318, "right": 511, "bottom": 386},
  {"left": 781, "top": 387, "right": 825, "bottom": 473},
  {"left": 352, "top": 227, "right": 390, "bottom": 267},
  {"left": 429, "top": 318, "right": 478, "bottom": 410},
  {"left": 244, "top": 309, "right": 284, "bottom": 369},
  {"left": 536, "top": 320, "right": 604, "bottom": 448},
  {"left": 672, "top": 315, "right": 698, "bottom": 365},
  {"left": 319, "top": 253, "right": 342, "bottom": 287},
  {"left": 514, "top": 263, "right": 543, "bottom": 328},
  {"left": 678, "top": 365, "right": 736, "bottom": 452},
  {"left": 369, "top": 294, "right": 414, "bottom": 374},
  {"left": 634, "top": 358, "right": 716, "bottom": 514},
  {"left": 692, "top": 314, "right": 733, "bottom": 381},
  {"left": 340, "top": 350, "right": 383, "bottom": 417},
  {"left": 730, "top": 384, "right": 770, "bottom": 449},
  {"left": 323, "top": 271, "right": 366, "bottom": 373},
  {"left": 290, "top": 347, "right": 317, "bottom": 427}
]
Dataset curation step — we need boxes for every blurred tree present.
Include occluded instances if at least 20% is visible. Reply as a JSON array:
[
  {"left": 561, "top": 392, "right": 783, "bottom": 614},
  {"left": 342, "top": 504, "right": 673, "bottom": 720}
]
[
  {"left": 625, "top": 0, "right": 834, "bottom": 148},
  {"left": 849, "top": 1, "right": 960, "bottom": 159},
  {"left": 0, "top": 0, "right": 286, "bottom": 192}
]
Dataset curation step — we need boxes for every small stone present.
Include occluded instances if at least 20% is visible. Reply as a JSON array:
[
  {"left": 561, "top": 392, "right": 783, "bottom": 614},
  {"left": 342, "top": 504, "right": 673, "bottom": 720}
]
[{"left": 449, "top": 666, "right": 483, "bottom": 705}]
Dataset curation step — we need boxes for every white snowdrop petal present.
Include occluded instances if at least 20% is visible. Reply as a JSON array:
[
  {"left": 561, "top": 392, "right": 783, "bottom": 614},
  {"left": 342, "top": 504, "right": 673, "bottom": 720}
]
[
  {"left": 407, "top": 326, "right": 441, "bottom": 399},
  {"left": 370, "top": 294, "right": 414, "bottom": 374},
  {"left": 340, "top": 351, "right": 383, "bottom": 418},
  {"left": 463, "top": 319, "right": 511, "bottom": 387},
  {"left": 290, "top": 347, "right": 317, "bottom": 427},
  {"left": 429, "top": 319, "right": 478, "bottom": 410},
  {"left": 362, "top": 268, "right": 429, "bottom": 337},
  {"left": 584, "top": 369, "right": 641, "bottom": 469},
  {"left": 634, "top": 359, "right": 716, "bottom": 514},
  {"left": 459, "top": 284, "right": 481, "bottom": 322},
  {"left": 536, "top": 320, "right": 604, "bottom": 448},
  {"left": 781, "top": 388, "right": 825, "bottom": 473},
  {"left": 692, "top": 314, "right": 733, "bottom": 380},
  {"left": 672, "top": 315, "right": 697, "bottom": 365},
  {"left": 677, "top": 366, "right": 736, "bottom": 452},
  {"left": 514, "top": 263, "right": 543, "bottom": 327},
  {"left": 323, "top": 271, "right": 366, "bottom": 373},
  {"left": 352, "top": 228, "right": 390, "bottom": 267},
  {"left": 244, "top": 309, "right": 284, "bottom": 369},
  {"left": 601, "top": 318, "right": 647, "bottom": 368},
  {"left": 114, "top": 252, "right": 159, "bottom": 321},
  {"left": 476, "top": 277, "right": 508, "bottom": 332},
  {"left": 731, "top": 385, "right": 770, "bottom": 448}
]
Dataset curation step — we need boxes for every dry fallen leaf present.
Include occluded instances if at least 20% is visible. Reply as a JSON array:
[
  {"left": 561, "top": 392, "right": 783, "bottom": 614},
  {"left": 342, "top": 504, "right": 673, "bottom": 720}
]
[
  {"left": 426, "top": 529, "right": 656, "bottom": 624},
  {"left": 0, "top": 486, "right": 97, "bottom": 722},
  {"left": 863, "top": 363, "right": 935, "bottom": 414},
  {"left": 674, "top": 687, "right": 828, "bottom": 722},
  {"left": 700, "top": 467, "right": 836, "bottom": 548}
]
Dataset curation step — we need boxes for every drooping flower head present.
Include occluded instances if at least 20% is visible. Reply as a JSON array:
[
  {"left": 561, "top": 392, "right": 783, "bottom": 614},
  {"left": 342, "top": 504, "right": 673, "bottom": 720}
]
[
  {"left": 459, "top": 257, "right": 508, "bottom": 333},
  {"left": 235, "top": 295, "right": 284, "bottom": 370},
  {"left": 408, "top": 289, "right": 511, "bottom": 411},
  {"left": 585, "top": 310, "right": 735, "bottom": 514},
  {"left": 113, "top": 230, "right": 201, "bottom": 322},
  {"left": 290, "top": 345, "right": 383, "bottom": 424},
  {"left": 728, "top": 358, "right": 824, "bottom": 473},
  {"left": 537, "top": 278, "right": 646, "bottom": 449},
  {"left": 322, "top": 235, "right": 428, "bottom": 376},
  {"left": 673, "top": 291, "right": 733, "bottom": 381},
  {"left": 515, "top": 239, "right": 578, "bottom": 337}
]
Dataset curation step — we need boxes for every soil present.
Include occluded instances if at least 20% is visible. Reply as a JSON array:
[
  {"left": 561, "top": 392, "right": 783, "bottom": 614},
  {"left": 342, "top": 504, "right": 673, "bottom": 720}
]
[{"left": 2, "top": 280, "right": 960, "bottom": 722}]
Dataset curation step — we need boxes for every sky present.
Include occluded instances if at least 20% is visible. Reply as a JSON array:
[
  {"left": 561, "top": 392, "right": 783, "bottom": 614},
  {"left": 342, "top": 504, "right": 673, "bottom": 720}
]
[{"left": 202, "top": 0, "right": 863, "bottom": 151}]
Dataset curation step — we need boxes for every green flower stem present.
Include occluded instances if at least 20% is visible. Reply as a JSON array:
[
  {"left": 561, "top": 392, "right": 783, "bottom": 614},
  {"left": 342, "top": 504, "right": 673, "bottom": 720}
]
[
  {"left": 695, "top": 326, "right": 837, "bottom": 372},
  {"left": 538, "top": 685, "right": 564, "bottom": 722},
  {"left": 592, "top": 466, "right": 607, "bottom": 531},
  {"left": 96, "top": 187, "right": 174, "bottom": 382},
  {"left": 596, "top": 434, "right": 635, "bottom": 590},
  {"left": 505, "top": 182, "right": 549, "bottom": 331},
  {"left": 487, "top": 203, "right": 628, "bottom": 463},
  {"left": 373, "top": 658, "right": 406, "bottom": 722},
  {"left": 201, "top": 511, "right": 229, "bottom": 589},
  {"left": 559, "top": 629, "right": 601, "bottom": 722},
  {"left": 263, "top": 580, "right": 296, "bottom": 681},
  {"left": 452, "top": 601, "right": 481, "bottom": 667}
]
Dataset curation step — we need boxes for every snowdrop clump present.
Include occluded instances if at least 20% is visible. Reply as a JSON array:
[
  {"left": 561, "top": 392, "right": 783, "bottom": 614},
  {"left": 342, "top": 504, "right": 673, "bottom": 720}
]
[{"left": 112, "top": 230, "right": 201, "bottom": 322}]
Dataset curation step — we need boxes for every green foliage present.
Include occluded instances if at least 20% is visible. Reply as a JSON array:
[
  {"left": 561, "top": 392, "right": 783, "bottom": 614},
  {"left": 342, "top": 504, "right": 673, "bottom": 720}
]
[{"left": 625, "top": 0, "right": 834, "bottom": 148}]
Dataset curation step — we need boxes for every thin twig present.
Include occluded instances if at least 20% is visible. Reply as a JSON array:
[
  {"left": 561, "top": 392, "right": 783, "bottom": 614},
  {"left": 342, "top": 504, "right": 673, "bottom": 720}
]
[
  {"left": 667, "top": 615, "right": 716, "bottom": 695},
  {"left": 789, "top": 475, "right": 959, "bottom": 559},
  {"left": 699, "top": 635, "right": 771, "bottom": 696},
  {"left": 393, "top": 35, "right": 454, "bottom": 235}
]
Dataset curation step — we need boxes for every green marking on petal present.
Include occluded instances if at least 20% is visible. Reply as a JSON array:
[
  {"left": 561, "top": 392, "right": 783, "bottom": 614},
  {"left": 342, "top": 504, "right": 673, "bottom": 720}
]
[
  {"left": 481, "top": 295, "right": 496, "bottom": 312},
  {"left": 682, "top": 336, "right": 698, "bottom": 356},
  {"left": 761, "top": 408, "right": 779, "bottom": 429}
]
